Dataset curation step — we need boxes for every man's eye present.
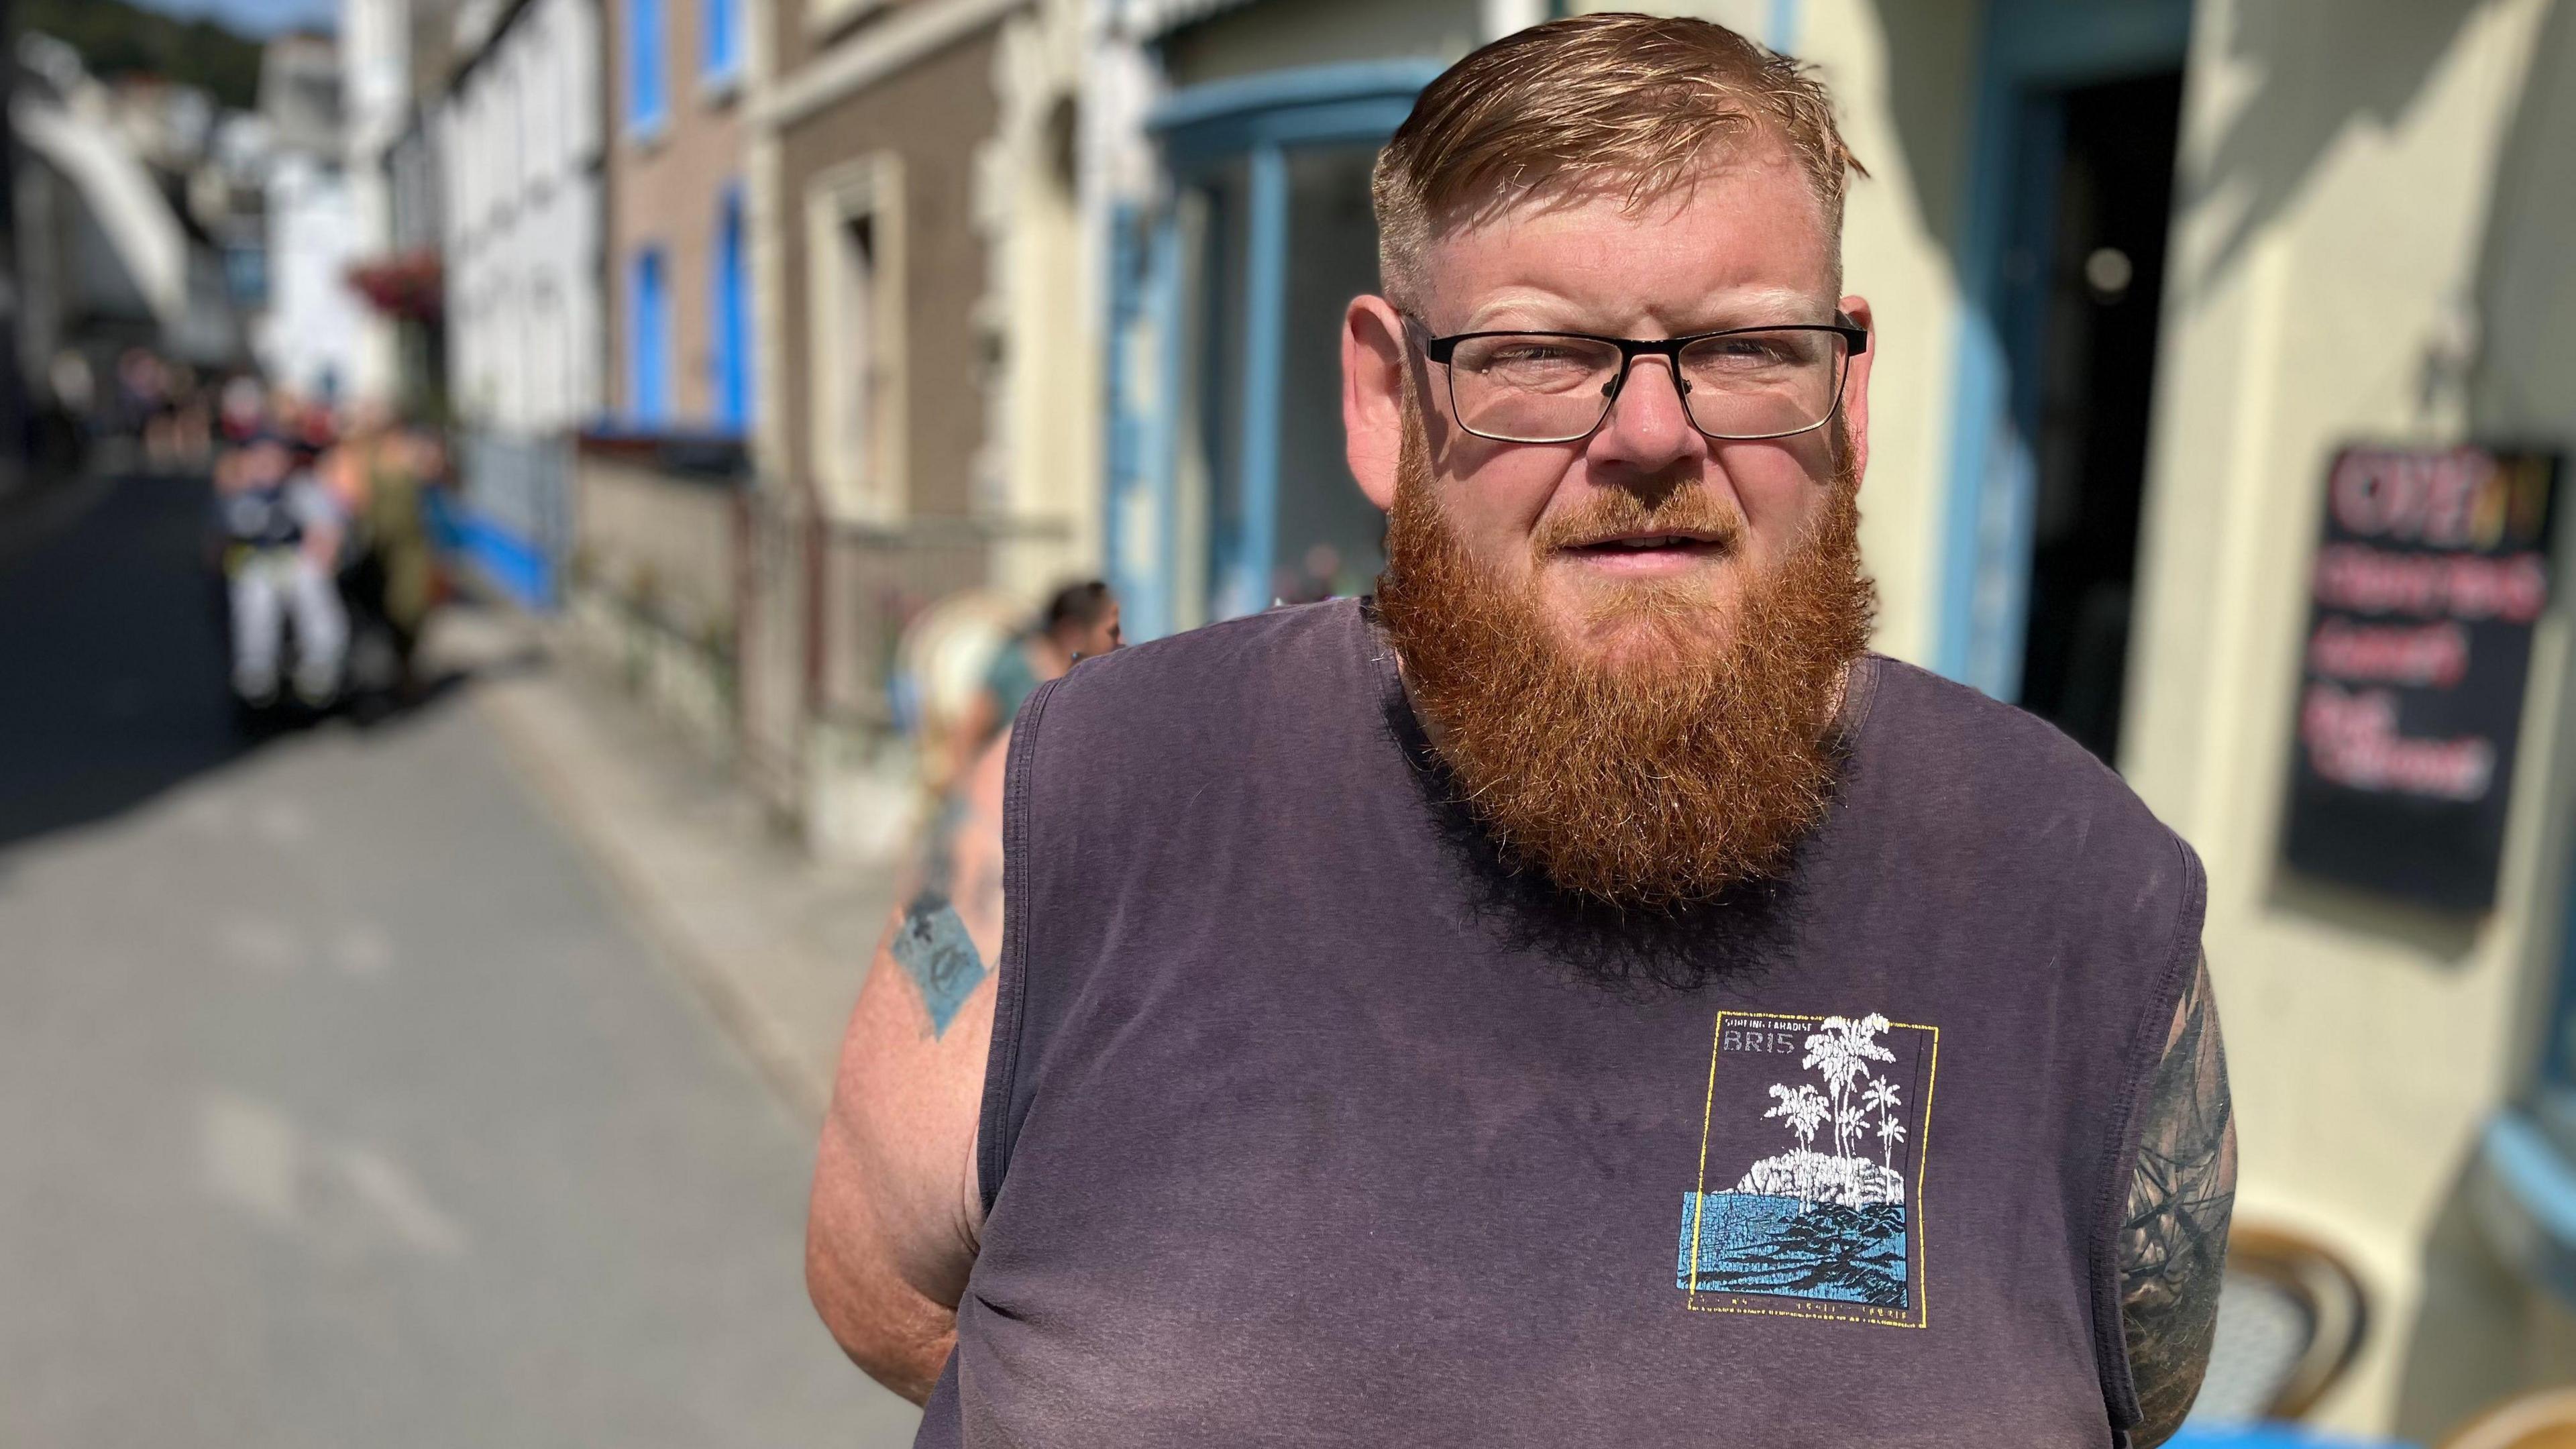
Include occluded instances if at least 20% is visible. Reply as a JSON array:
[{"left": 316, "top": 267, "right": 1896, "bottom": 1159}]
[
  {"left": 1714, "top": 339, "right": 1792, "bottom": 363},
  {"left": 1487, "top": 345, "right": 1581, "bottom": 366}
]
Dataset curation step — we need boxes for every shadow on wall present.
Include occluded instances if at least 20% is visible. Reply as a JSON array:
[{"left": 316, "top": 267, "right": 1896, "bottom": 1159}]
[
  {"left": 1856, "top": 0, "right": 2488, "bottom": 307},
  {"left": 2381, "top": 0, "right": 2576, "bottom": 1436},
  {"left": 2176, "top": 0, "right": 2484, "bottom": 301},
  {"left": 1861, "top": 0, "right": 1983, "bottom": 258},
  {"left": 2390, "top": 1156, "right": 2572, "bottom": 1442},
  {"left": 2469, "top": 0, "right": 2576, "bottom": 444}
]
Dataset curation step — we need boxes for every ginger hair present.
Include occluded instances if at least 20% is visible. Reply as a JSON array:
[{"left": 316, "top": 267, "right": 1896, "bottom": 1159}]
[{"left": 1371, "top": 11, "right": 1866, "bottom": 310}]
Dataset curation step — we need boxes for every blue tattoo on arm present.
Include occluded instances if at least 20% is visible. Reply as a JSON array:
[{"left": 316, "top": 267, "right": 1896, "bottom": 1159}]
[{"left": 890, "top": 888, "right": 987, "bottom": 1038}]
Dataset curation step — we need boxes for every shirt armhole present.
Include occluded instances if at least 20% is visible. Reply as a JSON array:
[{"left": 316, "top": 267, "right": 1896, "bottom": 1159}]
[
  {"left": 2090, "top": 831, "right": 2210, "bottom": 1434},
  {"left": 975, "top": 672, "right": 1063, "bottom": 1218}
]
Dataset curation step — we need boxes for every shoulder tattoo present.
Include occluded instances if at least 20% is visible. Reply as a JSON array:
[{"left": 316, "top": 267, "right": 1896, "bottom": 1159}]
[{"left": 2120, "top": 950, "right": 2238, "bottom": 1446}]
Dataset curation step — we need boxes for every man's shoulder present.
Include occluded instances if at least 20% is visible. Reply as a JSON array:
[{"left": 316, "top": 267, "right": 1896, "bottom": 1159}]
[
  {"left": 1032, "top": 598, "right": 1371, "bottom": 729},
  {"left": 1859, "top": 653, "right": 2127, "bottom": 786},
  {"left": 1850, "top": 653, "right": 2194, "bottom": 883},
  {"left": 1004, "top": 598, "right": 1383, "bottom": 857}
]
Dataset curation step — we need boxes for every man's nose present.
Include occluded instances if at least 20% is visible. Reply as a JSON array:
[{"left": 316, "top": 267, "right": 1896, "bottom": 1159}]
[{"left": 1592, "top": 356, "right": 1703, "bottom": 472}]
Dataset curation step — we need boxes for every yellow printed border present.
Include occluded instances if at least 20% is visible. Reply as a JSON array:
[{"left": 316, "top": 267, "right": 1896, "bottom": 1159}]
[{"left": 1683, "top": 1010, "right": 1941, "bottom": 1329}]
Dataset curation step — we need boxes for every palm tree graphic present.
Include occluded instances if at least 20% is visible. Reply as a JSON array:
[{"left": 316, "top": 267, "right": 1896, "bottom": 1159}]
[
  {"left": 1765, "top": 1083, "right": 1828, "bottom": 1146},
  {"left": 1804, "top": 1014, "right": 1896, "bottom": 1158},
  {"left": 1763, "top": 1082, "right": 1831, "bottom": 1207},
  {"left": 1864, "top": 1077, "right": 1906, "bottom": 1170}
]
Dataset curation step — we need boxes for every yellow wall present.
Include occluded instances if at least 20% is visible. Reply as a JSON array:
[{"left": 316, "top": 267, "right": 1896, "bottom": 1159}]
[{"left": 2128, "top": 0, "right": 2571, "bottom": 1434}]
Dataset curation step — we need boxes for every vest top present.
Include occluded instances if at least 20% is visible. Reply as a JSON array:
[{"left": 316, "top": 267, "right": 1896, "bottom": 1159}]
[{"left": 920, "top": 598, "right": 2204, "bottom": 1449}]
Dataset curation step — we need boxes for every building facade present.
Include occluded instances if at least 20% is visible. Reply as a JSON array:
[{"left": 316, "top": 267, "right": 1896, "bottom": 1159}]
[
  {"left": 1091, "top": 0, "right": 2576, "bottom": 1437},
  {"left": 256, "top": 33, "right": 369, "bottom": 403},
  {"left": 436, "top": 0, "right": 606, "bottom": 603},
  {"left": 340, "top": 0, "right": 409, "bottom": 407},
  {"left": 740, "top": 0, "right": 1096, "bottom": 858},
  {"left": 602, "top": 0, "right": 754, "bottom": 429}
]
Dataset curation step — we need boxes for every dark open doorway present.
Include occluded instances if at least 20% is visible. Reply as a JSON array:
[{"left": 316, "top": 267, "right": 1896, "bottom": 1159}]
[{"left": 2008, "top": 70, "right": 2184, "bottom": 763}]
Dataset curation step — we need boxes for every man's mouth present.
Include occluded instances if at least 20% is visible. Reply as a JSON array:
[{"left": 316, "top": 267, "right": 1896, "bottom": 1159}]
[
  {"left": 1572, "top": 533, "right": 1722, "bottom": 551},
  {"left": 1558, "top": 531, "right": 1735, "bottom": 570}
]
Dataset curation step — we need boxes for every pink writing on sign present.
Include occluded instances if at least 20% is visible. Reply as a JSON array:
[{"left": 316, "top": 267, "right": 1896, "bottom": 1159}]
[
  {"left": 2300, "top": 682, "right": 2495, "bottom": 801},
  {"left": 2311, "top": 545, "right": 2547, "bottom": 623},
  {"left": 2328, "top": 447, "right": 2498, "bottom": 545},
  {"left": 2306, "top": 619, "right": 2469, "bottom": 688}
]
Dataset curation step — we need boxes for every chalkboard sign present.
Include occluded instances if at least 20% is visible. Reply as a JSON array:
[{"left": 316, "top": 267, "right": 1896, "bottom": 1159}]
[{"left": 2280, "top": 445, "right": 2561, "bottom": 912}]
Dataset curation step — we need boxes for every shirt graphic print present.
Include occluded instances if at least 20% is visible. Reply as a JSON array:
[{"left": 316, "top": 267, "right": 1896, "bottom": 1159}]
[{"left": 1677, "top": 1011, "right": 1941, "bottom": 1327}]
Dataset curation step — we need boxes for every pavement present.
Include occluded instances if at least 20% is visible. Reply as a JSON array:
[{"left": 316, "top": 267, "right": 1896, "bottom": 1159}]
[
  {"left": 0, "top": 470, "right": 920, "bottom": 1446},
  {"left": 459, "top": 607, "right": 902, "bottom": 1124}
]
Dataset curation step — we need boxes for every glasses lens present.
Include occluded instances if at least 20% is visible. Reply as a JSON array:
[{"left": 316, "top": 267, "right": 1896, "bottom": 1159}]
[
  {"left": 1445, "top": 334, "right": 1623, "bottom": 442},
  {"left": 1676, "top": 329, "right": 1848, "bottom": 439}
]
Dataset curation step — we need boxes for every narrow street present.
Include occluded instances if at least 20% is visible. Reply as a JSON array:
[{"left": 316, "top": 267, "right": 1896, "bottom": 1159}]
[{"left": 0, "top": 472, "right": 918, "bottom": 1446}]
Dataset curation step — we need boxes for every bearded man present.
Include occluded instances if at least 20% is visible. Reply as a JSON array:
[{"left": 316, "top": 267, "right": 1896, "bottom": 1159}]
[{"left": 806, "top": 14, "right": 2234, "bottom": 1448}]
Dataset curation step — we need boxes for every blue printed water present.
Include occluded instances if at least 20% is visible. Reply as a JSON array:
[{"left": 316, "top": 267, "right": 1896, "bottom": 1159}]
[{"left": 1676, "top": 1191, "right": 1909, "bottom": 1307}]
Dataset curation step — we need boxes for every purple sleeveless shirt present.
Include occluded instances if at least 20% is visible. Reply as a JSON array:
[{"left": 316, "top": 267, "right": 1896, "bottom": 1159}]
[{"left": 921, "top": 598, "right": 2204, "bottom": 1448}]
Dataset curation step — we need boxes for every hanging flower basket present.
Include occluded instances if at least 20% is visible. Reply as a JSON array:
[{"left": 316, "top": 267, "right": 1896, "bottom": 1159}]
[{"left": 347, "top": 250, "right": 444, "bottom": 321}]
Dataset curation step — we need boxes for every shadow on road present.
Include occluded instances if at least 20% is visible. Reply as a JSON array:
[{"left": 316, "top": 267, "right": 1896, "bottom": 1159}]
[{"left": 0, "top": 472, "right": 487, "bottom": 853}]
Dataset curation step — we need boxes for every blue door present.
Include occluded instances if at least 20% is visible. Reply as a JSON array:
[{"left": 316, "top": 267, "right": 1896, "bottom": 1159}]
[{"left": 1936, "top": 0, "right": 2192, "bottom": 761}]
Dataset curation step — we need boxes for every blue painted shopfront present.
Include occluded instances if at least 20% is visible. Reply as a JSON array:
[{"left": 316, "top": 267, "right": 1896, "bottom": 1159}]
[
  {"left": 1935, "top": 0, "right": 2192, "bottom": 706},
  {"left": 1104, "top": 60, "right": 1443, "bottom": 643}
]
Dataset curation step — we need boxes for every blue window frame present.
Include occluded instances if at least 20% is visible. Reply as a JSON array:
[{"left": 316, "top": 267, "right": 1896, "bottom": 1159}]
[
  {"left": 702, "top": 0, "right": 741, "bottom": 83},
  {"left": 626, "top": 0, "right": 665, "bottom": 133},
  {"left": 712, "top": 186, "right": 752, "bottom": 431},
  {"left": 631, "top": 247, "right": 670, "bottom": 423},
  {"left": 1107, "top": 60, "right": 1444, "bottom": 643}
]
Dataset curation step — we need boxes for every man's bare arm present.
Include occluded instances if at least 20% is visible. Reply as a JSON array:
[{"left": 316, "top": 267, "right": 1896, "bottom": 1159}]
[
  {"left": 2121, "top": 950, "right": 2237, "bottom": 1446},
  {"left": 806, "top": 735, "right": 1009, "bottom": 1404}
]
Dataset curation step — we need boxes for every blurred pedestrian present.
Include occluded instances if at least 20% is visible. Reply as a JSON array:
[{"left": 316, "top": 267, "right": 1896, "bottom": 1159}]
[
  {"left": 48, "top": 350, "right": 93, "bottom": 426},
  {"left": 914, "top": 580, "right": 1121, "bottom": 902},
  {"left": 806, "top": 15, "right": 2233, "bottom": 1449},
  {"left": 321, "top": 402, "right": 439, "bottom": 690},
  {"left": 217, "top": 375, "right": 267, "bottom": 447},
  {"left": 947, "top": 580, "right": 1120, "bottom": 776},
  {"left": 213, "top": 429, "right": 347, "bottom": 708},
  {"left": 114, "top": 349, "right": 166, "bottom": 455}
]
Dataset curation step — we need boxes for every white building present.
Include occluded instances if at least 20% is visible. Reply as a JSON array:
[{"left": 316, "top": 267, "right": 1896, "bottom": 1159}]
[
  {"left": 339, "top": 0, "right": 412, "bottom": 406},
  {"left": 439, "top": 0, "right": 602, "bottom": 437},
  {"left": 257, "top": 149, "right": 370, "bottom": 402},
  {"left": 436, "top": 0, "right": 603, "bottom": 604},
  {"left": 254, "top": 32, "right": 369, "bottom": 404}
]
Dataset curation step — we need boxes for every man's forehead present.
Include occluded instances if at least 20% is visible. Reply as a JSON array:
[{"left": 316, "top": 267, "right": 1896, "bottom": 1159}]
[{"left": 1415, "top": 143, "right": 1838, "bottom": 324}]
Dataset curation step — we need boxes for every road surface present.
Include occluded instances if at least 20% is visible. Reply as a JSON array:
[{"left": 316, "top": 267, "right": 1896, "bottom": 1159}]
[{"left": 0, "top": 472, "right": 919, "bottom": 1446}]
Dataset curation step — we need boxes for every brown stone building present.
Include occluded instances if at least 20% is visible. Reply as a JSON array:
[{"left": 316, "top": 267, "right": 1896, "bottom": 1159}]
[
  {"left": 602, "top": 0, "right": 753, "bottom": 427},
  {"left": 740, "top": 0, "right": 1094, "bottom": 857}
]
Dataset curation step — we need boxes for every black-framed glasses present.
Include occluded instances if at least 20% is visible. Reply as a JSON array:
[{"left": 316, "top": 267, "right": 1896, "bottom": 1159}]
[{"left": 1412, "top": 318, "right": 1868, "bottom": 445}]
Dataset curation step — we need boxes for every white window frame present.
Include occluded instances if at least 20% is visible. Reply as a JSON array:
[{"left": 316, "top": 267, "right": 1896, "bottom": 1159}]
[
  {"left": 805, "top": 152, "right": 907, "bottom": 527},
  {"left": 803, "top": 0, "right": 887, "bottom": 43}
]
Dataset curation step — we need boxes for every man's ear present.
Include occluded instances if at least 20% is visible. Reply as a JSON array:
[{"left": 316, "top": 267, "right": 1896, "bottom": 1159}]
[
  {"left": 1837, "top": 294, "right": 1875, "bottom": 488},
  {"left": 1343, "top": 294, "right": 1409, "bottom": 513}
]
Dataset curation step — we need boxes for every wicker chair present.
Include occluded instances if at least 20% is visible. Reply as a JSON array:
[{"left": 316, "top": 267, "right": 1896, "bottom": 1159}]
[
  {"left": 2438, "top": 1390, "right": 2576, "bottom": 1449},
  {"left": 2187, "top": 1224, "right": 2371, "bottom": 1424}
]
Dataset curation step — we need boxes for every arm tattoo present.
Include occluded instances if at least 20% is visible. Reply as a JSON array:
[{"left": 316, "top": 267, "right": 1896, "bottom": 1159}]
[
  {"left": 2120, "top": 951, "right": 2237, "bottom": 1446},
  {"left": 890, "top": 888, "right": 986, "bottom": 1038}
]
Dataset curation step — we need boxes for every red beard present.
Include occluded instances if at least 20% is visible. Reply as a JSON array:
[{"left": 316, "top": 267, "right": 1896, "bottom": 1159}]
[{"left": 1375, "top": 412, "right": 1876, "bottom": 908}]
